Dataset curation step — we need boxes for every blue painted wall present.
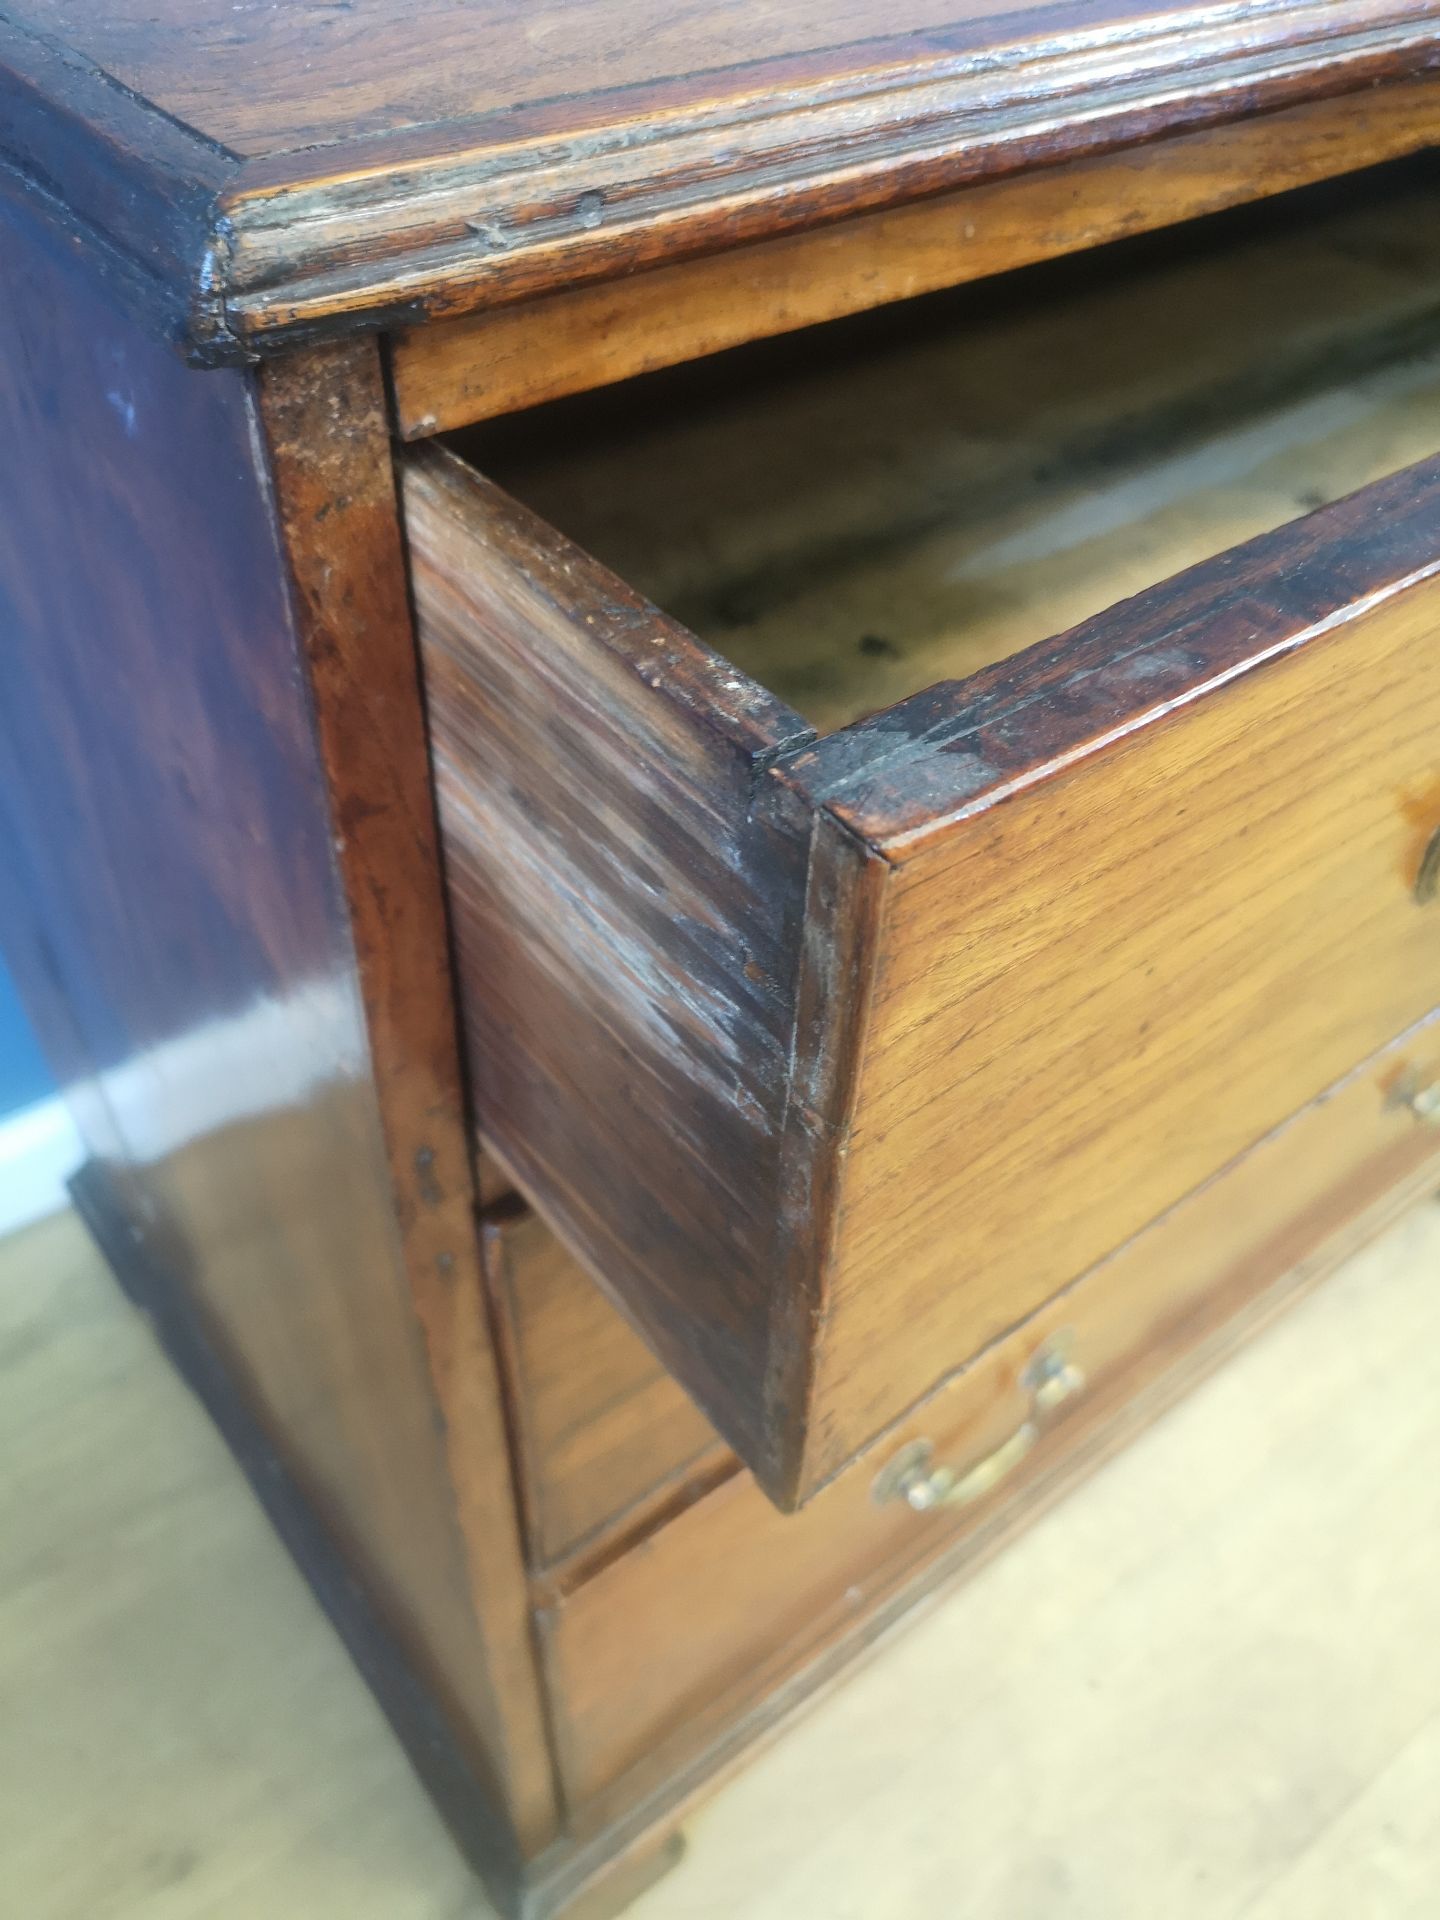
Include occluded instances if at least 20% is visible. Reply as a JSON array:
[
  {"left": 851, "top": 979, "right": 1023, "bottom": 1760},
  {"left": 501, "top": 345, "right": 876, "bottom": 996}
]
[{"left": 0, "top": 951, "right": 55, "bottom": 1116}]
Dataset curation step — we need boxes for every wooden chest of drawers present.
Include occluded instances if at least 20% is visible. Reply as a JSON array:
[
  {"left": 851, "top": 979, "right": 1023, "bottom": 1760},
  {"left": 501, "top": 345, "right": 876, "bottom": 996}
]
[{"left": 5, "top": 4, "right": 1440, "bottom": 1913}]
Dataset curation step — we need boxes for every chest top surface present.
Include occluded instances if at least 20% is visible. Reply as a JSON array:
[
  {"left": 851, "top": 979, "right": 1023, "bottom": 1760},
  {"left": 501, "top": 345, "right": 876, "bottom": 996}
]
[{"left": 3, "top": 0, "right": 1438, "bottom": 360}]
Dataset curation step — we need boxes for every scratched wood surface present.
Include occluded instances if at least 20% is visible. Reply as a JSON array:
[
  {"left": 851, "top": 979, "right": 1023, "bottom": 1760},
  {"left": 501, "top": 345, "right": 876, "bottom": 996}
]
[
  {"left": 6, "top": 0, "right": 1076, "bottom": 150},
  {"left": 391, "top": 80, "right": 1440, "bottom": 434},
  {"left": 466, "top": 156, "right": 1440, "bottom": 734},
  {"left": 406, "top": 447, "right": 816, "bottom": 1485},
  {"left": 4, "top": 1, "right": 1439, "bottom": 356}
]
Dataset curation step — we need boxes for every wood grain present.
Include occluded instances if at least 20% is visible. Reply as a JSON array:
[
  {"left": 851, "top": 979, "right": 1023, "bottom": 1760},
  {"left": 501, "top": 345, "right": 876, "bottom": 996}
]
[
  {"left": 406, "top": 445, "right": 815, "bottom": 1476},
  {"left": 391, "top": 80, "right": 1440, "bottom": 434},
  {"left": 540, "top": 1012, "right": 1440, "bottom": 1809},
  {"left": 0, "top": 178, "right": 556, "bottom": 1881},
  {"left": 252, "top": 341, "right": 556, "bottom": 1852},
  {"left": 4, "top": 2, "right": 1440, "bottom": 357},
  {"left": 481, "top": 1201, "right": 727, "bottom": 1571},
  {"left": 421, "top": 243, "right": 1440, "bottom": 1506},
  {"left": 779, "top": 458, "right": 1440, "bottom": 1492}
]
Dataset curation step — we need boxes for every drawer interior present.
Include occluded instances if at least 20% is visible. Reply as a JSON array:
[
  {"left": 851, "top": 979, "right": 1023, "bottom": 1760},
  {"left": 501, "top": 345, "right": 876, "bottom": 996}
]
[{"left": 453, "top": 156, "right": 1440, "bottom": 733}]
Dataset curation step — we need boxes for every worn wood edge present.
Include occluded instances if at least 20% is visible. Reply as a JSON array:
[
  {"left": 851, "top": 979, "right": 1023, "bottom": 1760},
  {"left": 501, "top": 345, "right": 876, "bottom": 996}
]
[
  {"left": 787, "top": 452, "right": 1440, "bottom": 851},
  {"left": 524, "top": 1161, "right": 1440, "bottom": 1906},
  {"left": 5, "top": 2, "right": 1439, "bottom": 360},
  {"left": 404, "top": 443, "right": 814, "bottom": 764},
  {"left": 215, "top": 4, "right": 1440, "bottom": 351},
  {"left": 477, "top": 1199, "right": 553, "bottom": 1571},
  {"left": 764, "top": 801, "right": 893, "bottom": 1507},
  {"left": 0, "top": 12, "right": 238, "bottom": 355},
  {"left": 407, "top": 440, "right": 821, "bottom": 1489},
  {"left": 389, "top": 76, "right": 1440, "bottom": 435},
  {"left": 67, "top": 1156, "right": 536, "bottom": 1917},
  {"left": 479, "top": 1201, "right": 737, "bottom": 1584},
  {"left": 252, "top": 344, "right": 561, "bottom": 1851}
]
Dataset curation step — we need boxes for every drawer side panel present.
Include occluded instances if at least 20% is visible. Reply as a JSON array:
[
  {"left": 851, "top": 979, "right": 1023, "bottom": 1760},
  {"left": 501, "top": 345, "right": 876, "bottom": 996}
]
[{"left": 406, "top": 447, "right": 816, "bottom": 1469}]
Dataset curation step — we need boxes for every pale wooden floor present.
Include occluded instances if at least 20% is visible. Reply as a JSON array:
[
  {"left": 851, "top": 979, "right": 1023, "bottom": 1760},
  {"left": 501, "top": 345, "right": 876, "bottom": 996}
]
[{"left": 2, "top": 1202, "right": 1438, "bottom": 1920}]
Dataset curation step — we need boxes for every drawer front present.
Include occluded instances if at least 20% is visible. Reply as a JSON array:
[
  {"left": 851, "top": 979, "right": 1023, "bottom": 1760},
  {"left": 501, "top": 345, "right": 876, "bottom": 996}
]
[
  {"left": 539, "top": 1013, "right": 1440, "bottom": 1811},
  {"left": 793, "top": 481, "right": 1440, "bottom": 1491},
  {"left": 409, "top": 441, "right": 1440, "bottom": 1508},
  {"left": 482, "top": 1203, "right": 725, "bottom": 1568}
]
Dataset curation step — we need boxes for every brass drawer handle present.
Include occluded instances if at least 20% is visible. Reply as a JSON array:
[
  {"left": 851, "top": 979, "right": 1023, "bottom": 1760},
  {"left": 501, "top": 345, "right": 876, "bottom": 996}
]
[
  {"left": 872, "top": 1333, "right": 1084, "bottom": 1513},
  {"left": 1399, "top": 1080, "right": 1440, "bottom": 1127}
]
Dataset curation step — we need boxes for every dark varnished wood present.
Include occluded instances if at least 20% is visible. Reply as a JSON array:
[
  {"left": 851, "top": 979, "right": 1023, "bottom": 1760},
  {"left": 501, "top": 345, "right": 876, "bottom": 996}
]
[
  {"left": 407, "top": 447, "right": 814, "bottom": 1477},
  {"left": 69, "top": 1158, "right": 532, "bottom": 1903},
  {"left": 13, "top": 21, "right": 1440, "bottom": 1910},
  {"left": 4, "top": 2, "right": 1440, "bottom": 357},
  {"left": 252, "top": 339, "right": 556, "bottom": 1846},
  {"left": 0, "top": 179, "right": 557, "bottom": 1878},
  {"left": 76, "top": 1170, "right": 692, "bottom": 1920}
]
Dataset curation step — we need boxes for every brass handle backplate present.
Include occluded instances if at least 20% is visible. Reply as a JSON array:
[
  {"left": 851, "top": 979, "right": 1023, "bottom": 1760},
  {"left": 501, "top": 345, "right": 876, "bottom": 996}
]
[{"left": 872, "top": 1332, "right": 1084, "bottom": 1513}]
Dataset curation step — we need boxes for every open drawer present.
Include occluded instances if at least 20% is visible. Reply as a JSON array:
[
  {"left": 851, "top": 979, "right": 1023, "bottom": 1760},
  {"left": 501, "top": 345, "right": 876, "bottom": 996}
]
[{"left": 404, "top": 162, "right": 1440, "bottom": 1507}]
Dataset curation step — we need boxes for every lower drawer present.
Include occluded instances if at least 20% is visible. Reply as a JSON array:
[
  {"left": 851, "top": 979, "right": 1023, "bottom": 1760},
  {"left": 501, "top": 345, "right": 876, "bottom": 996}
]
[
  {"left": 482, "top": 1200, "right": 726, "bottom": 1568},
  {"left": 538, "top": 1011, "right": 1440, "bottom": 1811}
]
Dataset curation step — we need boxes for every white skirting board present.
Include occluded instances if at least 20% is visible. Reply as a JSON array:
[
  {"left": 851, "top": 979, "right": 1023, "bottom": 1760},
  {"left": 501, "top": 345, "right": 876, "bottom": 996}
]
[{"left": 0, "top": 1095, "right": 84, "bottom": 1239}]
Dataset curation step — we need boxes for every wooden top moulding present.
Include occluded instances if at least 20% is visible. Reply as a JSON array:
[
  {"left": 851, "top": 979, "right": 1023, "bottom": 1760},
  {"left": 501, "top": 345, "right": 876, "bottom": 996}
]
[{"left": 3, "top": 0, "right": 1440, "bottom": 362}]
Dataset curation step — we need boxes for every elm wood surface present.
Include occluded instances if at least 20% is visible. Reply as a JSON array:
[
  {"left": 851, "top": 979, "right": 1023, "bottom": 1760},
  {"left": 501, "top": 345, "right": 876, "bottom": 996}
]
[
  {"left": 0, "top": 182, "right": 557, "bottom": 1870},
  {"left": 391, "top": 79, "right": 1440, "bottom": 435},
  {"left": 410, "top": 364, "right": 1440, "bottom": 1508},
  {"left": 482, "top": 1202, "right": 728, "bottom": 1573},
  {"left": 5, "top": 2, "right": 1440, "bottom": 358},
  {"left": 463, "top": 154, "right": 1440, "bottom": 732},
  {"left": 539, "top": 1011, "right": 1440, "bottom": 1811}
]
